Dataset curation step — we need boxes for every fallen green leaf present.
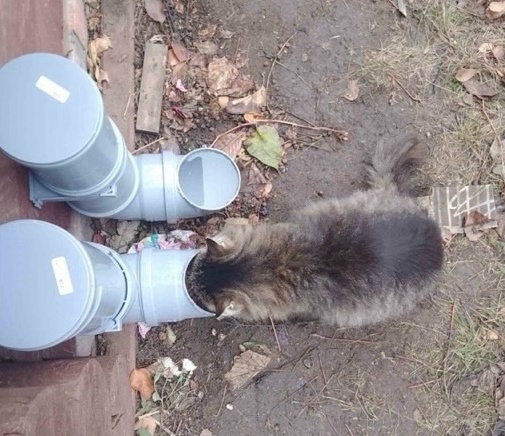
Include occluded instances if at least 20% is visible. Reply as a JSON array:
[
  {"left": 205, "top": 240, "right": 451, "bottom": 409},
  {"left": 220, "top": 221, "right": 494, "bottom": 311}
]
[
  {"left": 152, "top": 391, "right": 162, "bottom": 402},
  {"left": 244, "top": 125, "right": 282, "bottom": 169}
]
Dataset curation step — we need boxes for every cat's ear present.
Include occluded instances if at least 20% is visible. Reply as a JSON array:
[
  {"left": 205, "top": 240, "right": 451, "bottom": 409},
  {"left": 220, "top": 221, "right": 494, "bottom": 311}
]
[
  {"left": 215, "top": 297, "right": 243, "bottom": 320},
  {"left": 205, "top": 236, "right": 233, "bottom": 257}
]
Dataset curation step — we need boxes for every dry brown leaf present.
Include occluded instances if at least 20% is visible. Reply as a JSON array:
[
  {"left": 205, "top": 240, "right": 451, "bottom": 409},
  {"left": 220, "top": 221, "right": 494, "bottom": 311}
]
[
  {"left": 174, "top": 1, "right": 185, "bottom": 14},
  {"left": 195, "top": 41, "right": 218, "bottom": 56},
  {"left": 130, "top": 368, "right": 154, "bottom": 400},
  {"left": 262, "top": 181, "right": 273, "bottom": 197},
  {"left": 213, "top": 131, "right": 247, "bottom": 160},
  {"left": 182, "top": 118, "right": 194, "bottom": 133},
  {"left": 198, "top": 24, "right": 217, "bottom": 40},
  {"left": 134, "top": 416, "right": 158, "bottom": 435},
  {"left": 464, "top": 210, "right": 493, "bottom": 242},
  {"left": 226, "top": 86, "right": 267, "bottom": 114},
  {"left": 484, "top": 329, "right": 499, "bottom": 341},
  {"left": 242, "top": 162, "right": 273, "bottom": 199},
  {"left": 227, "top": 74, "right": 255, "bottom": 97},
  {"left": 218, "top": 29, "right": 234, "bottom": 39},
  {"left": 224, "top": 350, "right": 271, "bottom": 390},
  {"left": 235, "top": 51, "right": 248, "bottom": 69},
  {"left": 87, "top": 35, "right": 113, "bottom": 81},
  {"left": 244, "top": 112, "right": 264, "bottom": 123},
  {"left": 342, "top": 80, "right": 359, "bottom": 101},
  {"left": 493, "top": 45, "right": 505, "bottom": 60},
  {"left": 462, "top": 79, "right": 498, "bottom": 99},
  {"left": 189, "top": 52, "right": 207, "bottom": 69},
  {"left": 498, "top": 217, "right": 505, "bottom": 239},
  {"left": 92, "top": 35, "right": 112, "bottom": 55},
  {"left": 207, "top": 57, "right": 254, "bottom": 97},
  {"left": 167, "top": 49, "right": 179, "bottom": 67},
  {"left": 171, "top": 62, "right": 188, "bottom": 84},
  {"left": 145, "top": 0, "right": 166, "bottom": 23},
  {"left": 486, "top": 1, "right": 505, "bottom": 20},
  {"left": 217, "top": 96, "right": 229, "bottom": 109},
  {"left": 171, "top": 41, "right": 189, "bottom": 63},
  {"left": 478, "top": 42, "right": 494, "bottom": 53},
  {"left": 455, "top": 68, "right": 478, "bottom": 83},
  {"left": 247, "top": 162, "right": 268, "bottom": 186},
  {"left": 490, "top": 137, "right": 503, "bottom": 162}
]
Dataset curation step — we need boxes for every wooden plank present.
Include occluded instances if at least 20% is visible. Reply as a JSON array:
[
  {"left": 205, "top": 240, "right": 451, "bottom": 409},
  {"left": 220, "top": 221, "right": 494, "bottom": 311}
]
[
  {"left": 101, "top": 0, "right": 136, "bottom": 151},
  {"left": 136, "top": 42, "right": 167, "bottom": 134}
]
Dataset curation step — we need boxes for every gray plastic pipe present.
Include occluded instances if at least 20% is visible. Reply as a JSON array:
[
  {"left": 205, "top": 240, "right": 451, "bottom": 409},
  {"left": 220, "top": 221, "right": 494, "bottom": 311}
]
[
  {"left": 0, "top": 220, "right": 213, "bottom": 352},
  {"left": 0, "top": 53, "right": 240, "bottom": 223}
]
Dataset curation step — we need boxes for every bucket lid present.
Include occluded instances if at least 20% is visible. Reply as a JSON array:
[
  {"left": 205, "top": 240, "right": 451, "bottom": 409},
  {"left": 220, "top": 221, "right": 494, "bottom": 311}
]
[
  {"left": 0, "top": 53, "right": 103, "bottom": 166},
  {"left": 0, "top": 220, "right": 98, "bottom": 351},
  {"left": 177, "top": 148, "right": 241, "bottom": 211}
]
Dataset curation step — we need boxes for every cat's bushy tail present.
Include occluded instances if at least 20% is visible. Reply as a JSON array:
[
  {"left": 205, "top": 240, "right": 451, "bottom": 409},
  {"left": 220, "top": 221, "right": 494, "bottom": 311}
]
[{"left": 368, "top": 135, "right": 425, "bottom": 196}]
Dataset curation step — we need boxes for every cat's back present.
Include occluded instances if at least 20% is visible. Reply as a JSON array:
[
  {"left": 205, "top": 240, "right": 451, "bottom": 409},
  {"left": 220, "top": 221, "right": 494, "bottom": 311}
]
[{"left": 292, "top": 199, "right": 443, "bottom": 288}]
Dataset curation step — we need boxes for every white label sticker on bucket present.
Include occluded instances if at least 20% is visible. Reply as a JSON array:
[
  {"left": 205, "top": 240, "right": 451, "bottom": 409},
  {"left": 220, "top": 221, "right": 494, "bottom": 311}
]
[
  {"left": 51, "top": 257, "right": 74, "bottom": 295},
  {"left": 35, "top": 76, "right": 70, "bottom": 103}
]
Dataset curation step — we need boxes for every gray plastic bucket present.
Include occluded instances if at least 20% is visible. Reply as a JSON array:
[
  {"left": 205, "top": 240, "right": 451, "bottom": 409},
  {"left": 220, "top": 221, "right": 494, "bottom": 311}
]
[
  {"left": 0, "top": 220, "right": 133, "bottom": 351},
  {"left": 0, "top": 53, "right": 132, "bottom": 200},
  {"left": 113, "top": 148, "right": 241, "bottom": 223},
  {"left": 121, "top": 247, "right": 214, "bottom": 325}
]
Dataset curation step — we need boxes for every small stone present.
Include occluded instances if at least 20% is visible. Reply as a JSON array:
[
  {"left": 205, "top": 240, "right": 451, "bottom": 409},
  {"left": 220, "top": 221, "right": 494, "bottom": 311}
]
[
  {"left": 218, "top": 333, "right": 226, "bottom": 341},
  {"left": 493, "top": 164, "right": 504, "bottom": 176},
  {"left": 301, "top": 53, "right": 308, "bottom": 62},
  {"left": 462, "top": 93, "right": 474, "bottom": 106},
  {"left": 226, "top": 404, "right": 234, "bottom": 410},
  {"left": 211, "top": 328, "right": 217, "bottom": 336}
]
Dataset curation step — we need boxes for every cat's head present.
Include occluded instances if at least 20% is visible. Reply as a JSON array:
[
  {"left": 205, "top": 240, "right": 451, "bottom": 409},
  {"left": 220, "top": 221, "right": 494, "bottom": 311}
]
[{"left": 189, "top": 224, "right": 278, "bottom": 322}]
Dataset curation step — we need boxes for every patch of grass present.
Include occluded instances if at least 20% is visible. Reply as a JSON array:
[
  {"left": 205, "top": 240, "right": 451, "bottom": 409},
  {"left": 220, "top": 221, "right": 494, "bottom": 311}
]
[
  {"left": 399, "top": 287, "right": 505, "bottom": 435},
  {"left": 448, "top": 309, "right": 499, "bottom": 376},
  {"left": 355, "top": 0, "right": 505, "bottom": 189}
]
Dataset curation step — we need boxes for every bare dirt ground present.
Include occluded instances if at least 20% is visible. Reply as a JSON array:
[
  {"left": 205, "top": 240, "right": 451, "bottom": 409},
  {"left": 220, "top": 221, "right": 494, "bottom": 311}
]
[{"left": 110, "top": 1, "right": 505, "bottom": 435}]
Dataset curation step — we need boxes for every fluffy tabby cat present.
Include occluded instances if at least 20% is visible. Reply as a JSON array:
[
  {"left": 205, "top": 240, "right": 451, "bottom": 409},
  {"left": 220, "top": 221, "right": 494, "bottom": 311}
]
[{"left": 186, "top": 136, "right": 444, "bottom": 327}]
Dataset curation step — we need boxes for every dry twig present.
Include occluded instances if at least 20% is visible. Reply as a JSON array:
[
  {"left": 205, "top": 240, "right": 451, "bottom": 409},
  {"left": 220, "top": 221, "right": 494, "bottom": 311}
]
[
  {"left": 214, "top": 385, "right": 227, "bottom": 417},
  {"left": 210, "top": 119, "right": 348, "bottom": 148},
  {"left": 133, "top": 137, "right": 165, "bottom": 154},
  {"left": 441, "top": 299, "right": 457, "bottom": 398},
  {"left": 269, "top": 315, "right": 282, "bottom": 352},
  {"left": 389, "top": 74, "right": 421, "bottom": 102},
  {"left": 266, "top": 32, "right": 297, "bottom": 90}
]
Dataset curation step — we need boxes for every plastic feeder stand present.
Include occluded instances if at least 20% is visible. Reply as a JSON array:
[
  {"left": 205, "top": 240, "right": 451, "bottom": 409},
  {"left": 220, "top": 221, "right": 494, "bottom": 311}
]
[
  {"left": 0, "top": 53, "right": 241, "bottom": 222},
  {"left": 111, "top": 148, "right": 241, "bottom": 222},
  {"left": 0, "top": 220, "right": 213, "bottom": 352}
]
